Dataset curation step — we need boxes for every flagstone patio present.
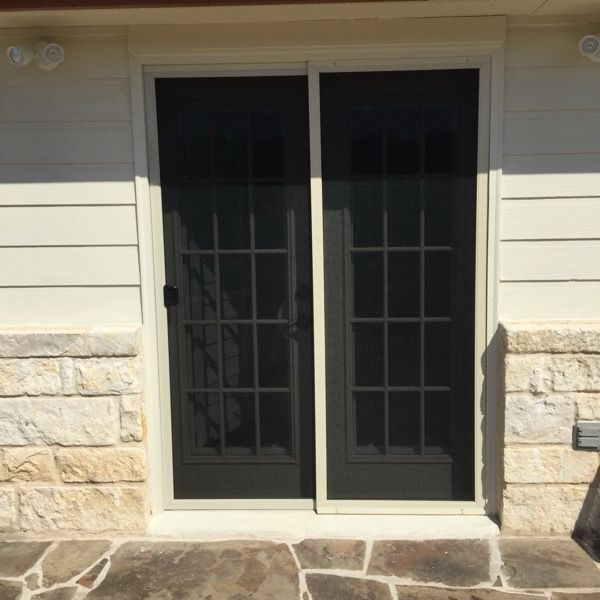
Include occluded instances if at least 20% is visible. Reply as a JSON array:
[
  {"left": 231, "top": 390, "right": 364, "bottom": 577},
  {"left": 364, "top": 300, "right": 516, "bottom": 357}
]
[{"left": 0, "top": 536, "right": 598, "bottom": 600}]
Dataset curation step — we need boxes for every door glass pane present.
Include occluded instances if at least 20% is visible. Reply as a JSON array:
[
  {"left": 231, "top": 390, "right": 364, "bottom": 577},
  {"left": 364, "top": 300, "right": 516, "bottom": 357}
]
[
  {"left": 189, "top": 392, "right": 220, "bottom": 455},
  {"left": 388, "top": 322, "right": 420, "bottom": 387},
  {"left": 353, "top": 323, "right": 384, "bottom": 386},
  {"left": 185, "top": 325, "right": 218, "bottom": 389},
  {"left": 222, "top": 324, "right": 254, "bottom": 388},
  {"left": 388, "top": 252, "right": 420, "bottom": 317},
  {"left": 352, "top": 252, "right": 383, "bottom": 318},
  {"left": 220, "top": 255, "right": 252, "bottom": 319},
  {"left": 352, "top": 181, "right": 383, "bottom": 247},
  {"left": 425, "top": 392, "right": 452, "bottom": 454},
  {"left": 352, "top": 107, "right": 383, "bottom": 175},
  {"left": 257, "top": 325, "right": 289, "bottom": 388},
  {"left": 214, "top": 111, "right": 248, "bottom": 178},
  {"left": 224, "top": 392, "right": 255, "bottom": 455},
  {"left": 425, "top": 179, "right": 456, "bottom": 246},
  {"left": 389, "top": 392, "right": 420, "bottom": 454},
  {"left": 354, "top": 392, "right": 384, "bottom": 454},
  {"left": 254, "top": 184, "right": 286, "bottom": 249},
  {"left": 387, "top": 106, "right": 421, "bottom": 175},
  {"left": 425, "top": 252, "right": 452, "bottom": 317},
  {"left": 179, "top": 111, "right": 211, "bottom": 179},
  {"left": 425, "top": 105, "right": 457, "bottom": 174},
  {"left": 183, "top": 256, "right": 217, "bottom": 321},
  {"left": 260, "top": 393, "right": 291, "bottom": 455},
  {"left": 256, "top": 254, "right": 288, "bottom": 320},
  {"left": 387, "top": 180, "right": 420, "bottom": 247},
  {"left": 180, "top": 186, "right": 213, "bottom": 250},
  {"left": 252, "top": 109, "right": 283, "bottom": 178},
  {"left": 424, "top": 322, "right": 452, "bottom": 386},
  {"left": 217, "top": 185, "right": 250, "bottom": 249}
]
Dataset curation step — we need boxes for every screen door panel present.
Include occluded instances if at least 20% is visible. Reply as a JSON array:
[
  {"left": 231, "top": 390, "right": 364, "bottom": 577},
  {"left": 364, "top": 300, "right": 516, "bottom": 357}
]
[
  {"left": 321, "top": 70, "right": 478, "bottom": 500},
  {"left": 156, "top": 77, "right": 314, "bottom": 499}
]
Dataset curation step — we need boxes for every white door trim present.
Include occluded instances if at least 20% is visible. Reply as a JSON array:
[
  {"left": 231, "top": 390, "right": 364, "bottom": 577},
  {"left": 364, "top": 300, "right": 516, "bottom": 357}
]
[{"left": 129, "top": 26, "right": 505, "bottom": 518}]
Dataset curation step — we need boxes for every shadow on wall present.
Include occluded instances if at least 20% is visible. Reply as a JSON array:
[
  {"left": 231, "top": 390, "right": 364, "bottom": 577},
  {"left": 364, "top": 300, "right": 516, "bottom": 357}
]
[
  {"left": 480, "top": 327, "right": 504, "bottom": 526},
  {"left": 574, "top": 467, "right": 600, "bottom": 561}
]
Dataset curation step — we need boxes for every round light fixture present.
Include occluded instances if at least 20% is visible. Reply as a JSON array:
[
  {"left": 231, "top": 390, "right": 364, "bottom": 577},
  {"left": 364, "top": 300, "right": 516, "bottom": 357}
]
[
  {"left": 34, "top": 41, "right": 65, "bottom": 71},
  {"left": 6, "top": 45, "right": 35, "bottom": 67},
  {"left": 579, "top": 34, "right": 600, "bottom": 62}
]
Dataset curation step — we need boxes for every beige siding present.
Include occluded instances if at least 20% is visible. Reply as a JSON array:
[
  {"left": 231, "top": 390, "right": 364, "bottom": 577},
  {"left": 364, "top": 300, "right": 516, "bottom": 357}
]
[
  {"left": 0, "top": 29, "right": 140, "bottom": 325},
  {"left": 500, "top": 20, "right": 600, "bottom": 319}
]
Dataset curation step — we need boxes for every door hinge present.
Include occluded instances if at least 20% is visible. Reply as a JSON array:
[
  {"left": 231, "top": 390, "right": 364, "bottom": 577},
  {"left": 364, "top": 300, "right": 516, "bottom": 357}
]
[{"left": 163, "top": 284, "right": 179, "bottom": 307}]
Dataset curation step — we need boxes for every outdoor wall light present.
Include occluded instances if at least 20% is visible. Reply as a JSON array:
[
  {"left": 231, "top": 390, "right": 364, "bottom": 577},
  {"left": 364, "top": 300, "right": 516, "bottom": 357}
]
[
  {"left": 579, "top": 34, "right": 600, "bottom": 62},
  {"left": 6, "top": 41, "right": 65, "bottom": 70}
]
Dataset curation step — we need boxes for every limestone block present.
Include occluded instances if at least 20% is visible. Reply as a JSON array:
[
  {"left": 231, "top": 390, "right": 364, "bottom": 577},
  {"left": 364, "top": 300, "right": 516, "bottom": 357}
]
[
  {"left": 504, "top": 447, "right": 599, "bottom": 484},
  {"left": 73, "top": 358, "right": 142, "bottom": 395},
  {"left": 0, "top": 359, "right": 62, "bottom": 396},
  {"left": 575, "top": 394, "right": 600, "bottom": 420},
  {"left": 503, "top": 322, "right": 600, "bottom": 354},
  {"left": 56, "top": 448, "right": 147, "bottom": 483},
  {"left": 553, "top": 356, "right": 600, "bottom": 392},
  {"left": 505, "top": 355, "right": 600, "bottom": 394},
  {"left": 505, "top": 393, "right": 574, "bottom": 444},
  {"left": 19, "top": 486, "right": 147, "bottom": 532},
  {"left": 0, "top": 397, "right": 119, "bottom": 446},
  {"left": 0, "top": 326, "right": 140, "bottom": 358},
  {"left": 502, "top": 484, "right": 588, "bottom": 534},
  {"left": 120, "top": 395, "right": 143, "bottom": 442},
  {"left": 0, "top": 488, "right": 16, "bottom": 531},
  {"left": 505, "top": 355, "right": 554, "bottom": 394},
  {"left": 0, "top": 448, "right": 56, "bottom": 482}
]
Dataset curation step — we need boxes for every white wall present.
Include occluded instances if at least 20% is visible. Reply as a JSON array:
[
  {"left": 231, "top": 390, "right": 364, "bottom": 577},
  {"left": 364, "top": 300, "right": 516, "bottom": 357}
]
[
  {"left": 499, "top": 19, "right": 600, "bottom": 319},
  {"left": 0, "top": 27, "right": 141, "bottom": 324},
  {"left": 1, "top": 18, "right": 599, "bottom": 325}
]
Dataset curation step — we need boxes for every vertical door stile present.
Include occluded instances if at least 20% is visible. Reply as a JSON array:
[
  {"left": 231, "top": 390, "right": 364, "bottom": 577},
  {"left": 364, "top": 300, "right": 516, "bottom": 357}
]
[{"left": 308, "top": 66, "right": 328, "bottom": 511}]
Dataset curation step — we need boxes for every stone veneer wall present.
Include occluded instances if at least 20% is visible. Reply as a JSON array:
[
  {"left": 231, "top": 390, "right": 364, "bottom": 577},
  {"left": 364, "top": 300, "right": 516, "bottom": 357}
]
[
  {"left": 502, "top": 322, "right": 600, "bottom": 535},
  {"left": 0, "top": 326, "right": 147, "bottom": 534}
]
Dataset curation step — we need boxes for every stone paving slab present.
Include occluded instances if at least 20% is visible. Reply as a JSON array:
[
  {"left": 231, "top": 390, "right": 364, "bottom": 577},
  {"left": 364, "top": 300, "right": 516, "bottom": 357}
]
[
  {"left": 87, "top": 541, "right": 299, "bottom": 600},
  {"left": 552, "top": 592, "right": 600, "bottom": 600},
  {"left": 307, "top": 573, "right": 393, "bottom": 599},
  {"left": 293, "top": 539, "right": 366, "bottom": 570},
  {"left": 395, "top": 587, "right": 546, "bottom": 600},
  {"left": 31, "top": 589, "right": 78, "bottom": 600},
  {"left": 0, "top": 536, "right": 598, "bottom": 599},
  {"left": 0, "top": 581, "right": 22, "bottom": 600},
  {"left": 368, "top": 540, "right": 491, "bottom": 586},
  {"left": 500, "top": 538, "right": 600, "bottom": 589},
  {"left": 0, "top": 541, "right": 51, "bottom": 578},
  {"left": 41, "top": 540, "right": 111, "bottom": 588},
  {"left": 552, "top": 594, "right": 600, "bottom": 600}
]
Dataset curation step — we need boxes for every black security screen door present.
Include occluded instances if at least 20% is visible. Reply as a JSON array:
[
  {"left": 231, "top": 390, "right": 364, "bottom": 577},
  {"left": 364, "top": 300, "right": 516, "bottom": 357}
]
[
  {"left": 321, "top": 70, "right": 478, "bottom": 500},
  {"left": 156, "top": 77, "right": 314, "bottom": 499}
]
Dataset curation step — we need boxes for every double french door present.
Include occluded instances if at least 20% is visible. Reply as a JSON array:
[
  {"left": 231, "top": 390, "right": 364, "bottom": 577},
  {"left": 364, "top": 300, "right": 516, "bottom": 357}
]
[{"left": 156, "top": 69, "right": 479, "bottom": 503}]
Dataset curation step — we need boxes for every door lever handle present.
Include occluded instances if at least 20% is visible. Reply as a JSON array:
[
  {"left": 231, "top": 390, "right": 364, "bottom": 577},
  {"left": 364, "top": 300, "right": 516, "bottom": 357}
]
[{"left": 163, "top": 284, "right": 179, "bottom": 307}]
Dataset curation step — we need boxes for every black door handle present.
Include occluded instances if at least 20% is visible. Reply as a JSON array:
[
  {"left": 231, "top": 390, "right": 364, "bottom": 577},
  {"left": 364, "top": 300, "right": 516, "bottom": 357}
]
[{"left": 163, "top": 285, "right": 179, "bottom": 307}]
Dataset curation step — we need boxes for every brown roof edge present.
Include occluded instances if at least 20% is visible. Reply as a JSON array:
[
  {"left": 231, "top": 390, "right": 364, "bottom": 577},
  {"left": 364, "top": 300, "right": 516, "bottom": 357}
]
[{"left": 0, "top": 0, "right": 384, "bottom": 9}]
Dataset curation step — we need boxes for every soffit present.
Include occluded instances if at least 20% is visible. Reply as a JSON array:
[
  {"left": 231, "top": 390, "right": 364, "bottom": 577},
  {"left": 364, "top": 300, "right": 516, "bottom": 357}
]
[{"left": 0, "top": 0, "right": 598, "bottom": 28}]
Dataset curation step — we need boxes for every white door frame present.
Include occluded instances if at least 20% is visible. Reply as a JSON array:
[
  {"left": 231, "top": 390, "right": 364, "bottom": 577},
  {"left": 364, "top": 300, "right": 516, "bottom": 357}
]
[{"left": 129, "top": 27, "right": 505, "bottom": 518}]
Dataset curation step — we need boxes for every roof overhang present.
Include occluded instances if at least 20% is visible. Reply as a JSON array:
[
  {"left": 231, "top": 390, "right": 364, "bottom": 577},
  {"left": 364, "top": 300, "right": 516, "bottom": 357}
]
[{"left": 0, "top": 0, "right": 599, "bottom": 28}]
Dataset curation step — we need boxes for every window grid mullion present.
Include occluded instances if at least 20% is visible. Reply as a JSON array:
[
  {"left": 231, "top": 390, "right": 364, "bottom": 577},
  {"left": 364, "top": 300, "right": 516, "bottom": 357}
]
[
  {"left": 210, "top": 114, "right": 227, "bottom": 458},
  {"left": 419, "top": 106, "right": 426, "bottom": 457},
  {"left": 382, "top": 108, "right": 390, "bottom": 458},
  {"left": 248, "top": 112, "right": 262, "bottom": 458}
]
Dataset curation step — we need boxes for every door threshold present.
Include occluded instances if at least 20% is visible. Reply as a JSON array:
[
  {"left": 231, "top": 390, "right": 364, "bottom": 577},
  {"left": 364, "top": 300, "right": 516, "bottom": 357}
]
[{"left": 148, "top": 510, "right": 499, "bottom": 540}]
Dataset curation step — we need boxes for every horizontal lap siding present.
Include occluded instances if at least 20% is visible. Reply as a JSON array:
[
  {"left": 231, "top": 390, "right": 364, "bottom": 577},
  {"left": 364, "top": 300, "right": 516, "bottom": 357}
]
[
  {"left": 0, "top": 31, "right": 140, "bottom": 325},
  {"left": 500, "top": 21, "right": 600, "bottom": 319}
]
